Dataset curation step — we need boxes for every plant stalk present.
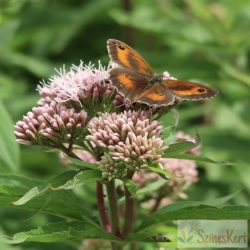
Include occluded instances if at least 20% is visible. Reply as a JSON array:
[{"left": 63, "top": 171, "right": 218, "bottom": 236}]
[
  {"left": 96, "top": 181, "right": 111, "bottom": 232},
  {"left": 106, "top": 180, "right": 122, "bottom": 249},
  {"left": 106, "top": 180, "right": 120, "bottom": 236},
  {"left": 122, "top": 173, "right": 135, "bottom": 238}
]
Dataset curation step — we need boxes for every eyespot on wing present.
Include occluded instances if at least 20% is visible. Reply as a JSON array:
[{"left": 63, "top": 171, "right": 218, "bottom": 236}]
[{"left": 164, "top": 79, "right": 218, "bottom": 100}]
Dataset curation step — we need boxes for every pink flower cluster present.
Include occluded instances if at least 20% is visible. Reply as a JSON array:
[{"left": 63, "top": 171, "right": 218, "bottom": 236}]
[
  {"left": 87, "top": 111, "right": 166, "bottom": 179},
  {"left": 15, "top": 62, "right": 122, "bottom": 148},
  {"left": 133, "top": 131, "right": 200, "bottom": 207},
  {"left": 15, "top": 100, "right": 87, "bottom": 146}
]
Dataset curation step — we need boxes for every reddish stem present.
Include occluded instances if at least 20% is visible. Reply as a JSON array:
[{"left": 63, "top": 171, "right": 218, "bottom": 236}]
[
  {"left": 122, "top": 172, "right": 135, "bottom": 238},
  {"left": 96, "top": 181, "right": 111, "bottom": 232},
  {"left": 106, "top": 180, "right": 121, "bottom": 238}
]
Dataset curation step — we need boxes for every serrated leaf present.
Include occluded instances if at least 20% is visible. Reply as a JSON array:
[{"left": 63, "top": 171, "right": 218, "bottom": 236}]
[
  {"left": 164, "top": 153, "right": 234, "bottom": 165},
  {"left": 0, "top": 174, "right": 98, "bottom": 225},
  {"left": 13, "top": 169, "right": 102, "bottom": 205},
  {"left": 119, "top": 179, "right": 167, "bottom": 203},
  {"left": 49, "top": 170, "right": 79, "bottom": 187},
  {"left": 2, "top": 221, "right": 118, "bottom": 244},
  {"left": 136, "top": 191, "right": 246, "bottom": 231},
  {"left": 13, "top": 186, "right": 48, "bottom": 206},
  {"left": 165, "top": 134, "right": 200, "bottom": 154},
  {"left": 0, "top": 102, "right": 20, "bottom": 171},
  {"left": 127, "top": 225, "right": 175, "bottom": 244},
  {"left": 50, "top": 170, "right": 102, "bottom": 190},
  {"left": 135, "top": 179, "right": 167, "bottom": 197},
  {"left": 75, "top": 169, "right": 102, "bottom": 182},
  {"left": 69, "top": 157, "right": 99, "bottom": 170},
  {"left": 137, "top": 205, "right": 250, "bottom": 232},
  {"left": 13, "top": 170, "right": 79, "bottom": 205},
  {"left": 148, "top": 165, "right": 175, "bottom": 180},
  {"left": 0, "top": 174, "right": 42, "bottom": 196},
  {"left": 0, "top": 227, "right": 23, "bottom": 250}
]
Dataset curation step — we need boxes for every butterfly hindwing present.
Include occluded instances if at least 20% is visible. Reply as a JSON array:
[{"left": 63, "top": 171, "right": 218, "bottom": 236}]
[
  {"left": 134, "top": 82, "right": 175, "bottom": 106},
  {"left": 164, "top": 79, "right": 218, "bottom": 100},
  {"left": 109, "top": 67, "right": 150, "bottom": 102}
]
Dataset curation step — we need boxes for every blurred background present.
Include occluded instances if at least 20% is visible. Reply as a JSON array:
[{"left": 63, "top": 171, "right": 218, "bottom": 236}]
[{"left": 0, "top": 0, "right": 250, "bottom": 249}]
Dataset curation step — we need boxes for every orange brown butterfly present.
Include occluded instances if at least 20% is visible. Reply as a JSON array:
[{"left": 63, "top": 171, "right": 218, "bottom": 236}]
[{"left": 107, "top": 39, "right": 218, "bottom": 106}]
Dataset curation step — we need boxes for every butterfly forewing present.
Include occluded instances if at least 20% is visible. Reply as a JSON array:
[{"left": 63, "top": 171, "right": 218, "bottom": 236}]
[{"left": 107, "top": 39, "right": 154, "bottom": 76}]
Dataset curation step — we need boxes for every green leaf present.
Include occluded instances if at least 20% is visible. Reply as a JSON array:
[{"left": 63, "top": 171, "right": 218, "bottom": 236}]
[
  {"left": 119, "top": 179, "right": 167, "bottom": 203},
  {"left": 2, "top": 221, "right": 118, "bottom": 244},
  {"left": 50, "top": 170, "right": 102, "bottom": 190},
  {"left": 13, "top": 186, "right": 48, "bottom": 206},
  {"left": 0, "top": 174, "right": 98, "bottom": 225},
  {"left": 165, "top": 141, "right": 195, "bottom": 154},
  {"left": 74, "top": 169, "right": 102, "bottom": 183},
  {"left": 136, "top": 191, "right": 246, "bottom": 231},
  {"left": 165, "top": 134, "right": 200, "bottom": 154},
  {"left": 135, "top": 179, "right": 167, "bottom": 197},
  {"left": 0, "top": 102, "right": 20, "bottom": 171},
  {"left": 137, "top": 205, "right": 250, "bottom": 232},
  {"left": 148, "top": 164, "right": 175, "bottom": 179},
  {"left": 0, "top": 174, "right": 42, "bottom": 196},
  {"left": 124, "top": 179, "right": 137, "bottom": 196},
  {"left": 13, "top": 170, "right": 78, "bottom": 205},
  {"left": 69, "top": 157, "right": 99, "bottom": 170},
  {"left": 0, "top": 227, "right": 23, "bottom": 250},
  {"left": 164, "top": 153, "right": 234, "bottom": 165},
  {"left": 13, "top": 169, "right": 102, "bottom": 205},
  {"left": 127, "top": 225, "right": 175, "bottom": 244}
]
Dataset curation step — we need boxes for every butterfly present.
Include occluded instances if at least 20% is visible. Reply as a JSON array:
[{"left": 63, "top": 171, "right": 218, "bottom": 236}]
[{"left": 107, "top": 39, "right": 218, "bottom": 106}]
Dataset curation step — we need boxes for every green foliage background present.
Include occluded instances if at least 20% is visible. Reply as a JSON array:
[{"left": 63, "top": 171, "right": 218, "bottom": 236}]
[{"left": 0, "top": 0, "right": 250, "bottom": 249}]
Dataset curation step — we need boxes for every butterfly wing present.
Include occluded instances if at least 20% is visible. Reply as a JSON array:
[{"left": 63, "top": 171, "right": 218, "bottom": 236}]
[
  {"left": 107, "top": 39, "right": 154, "bottom": 75},
  {"left": 134, "top": 82, "right": 175, "bottom": 106},
  {"left": 109, "top": 67, "right": 151, "bottom": 102},
  {"left": 164, "top": 79, "right": 218, "bottom": 100}
]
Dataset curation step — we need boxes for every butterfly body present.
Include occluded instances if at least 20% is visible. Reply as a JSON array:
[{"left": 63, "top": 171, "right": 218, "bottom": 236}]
[{"left": 107, "top": 39, "right": 218, "bottom": 106}]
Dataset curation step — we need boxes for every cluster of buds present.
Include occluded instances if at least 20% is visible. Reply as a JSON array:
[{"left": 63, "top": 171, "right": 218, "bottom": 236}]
[
  {"left": 15, "top": 100, "right": 87, "bottom": 147},
  {"left": 38, "top": 62, "right": 123, "bottom": 114},
  {"left": 86, "top": 110, "right": 166, "bottom": 179},
  {"left": 133, "top": 131, "right": 200, "bottom": 208},
  {"left": 15, "top": 62, "right": 121, "bottom": 148}
]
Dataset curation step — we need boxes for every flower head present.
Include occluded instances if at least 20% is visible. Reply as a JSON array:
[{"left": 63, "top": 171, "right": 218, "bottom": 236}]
[
  {"left": 38, "top": 61, "right": 124, "bottom": 113},
  {"left": 87, "top": 110, "right": 166, "bottom": 179},
  {"left": 160, "top": 158, "right": 198, "bottom": 197},
  {"left": 14, "top": 100, "right": 87, "bottom": 147},
  {"left": 133, "top": 131, "right": 199, "bottom": 205}
]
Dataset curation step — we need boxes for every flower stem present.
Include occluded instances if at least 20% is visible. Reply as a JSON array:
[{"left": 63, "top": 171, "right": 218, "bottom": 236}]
[
  {"left": 122, "top": 173, "right": 135, "bottom": 238},
  {"left": 106, "top": 180, "right": 122, "bottom": 250},
  {"left": 96, "top": 181, "right": 111, "bottom": 232},
  {"left": 106, "top": 180, "right": 121, "bottom": 237}
]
